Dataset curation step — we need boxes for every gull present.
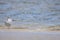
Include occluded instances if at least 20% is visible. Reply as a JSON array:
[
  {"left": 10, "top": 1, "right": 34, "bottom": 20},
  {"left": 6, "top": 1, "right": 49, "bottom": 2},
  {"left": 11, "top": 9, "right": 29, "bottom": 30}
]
[{"left": 5, "top": 17, "right": 12, "bottom": 29}]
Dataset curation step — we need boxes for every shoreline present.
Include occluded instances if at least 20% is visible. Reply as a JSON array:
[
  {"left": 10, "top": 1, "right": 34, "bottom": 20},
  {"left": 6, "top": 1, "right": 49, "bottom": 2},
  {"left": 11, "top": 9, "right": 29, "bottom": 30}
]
[{"left": 0, "top": 29, "right": 60, "bottom": 32}]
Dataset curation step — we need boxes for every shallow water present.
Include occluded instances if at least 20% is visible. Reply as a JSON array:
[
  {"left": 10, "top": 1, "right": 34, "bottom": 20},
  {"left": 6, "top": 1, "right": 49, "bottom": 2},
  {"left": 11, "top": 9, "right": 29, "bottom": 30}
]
[{"left": 0, "top": 0, "right": 60, "bottom": 28}]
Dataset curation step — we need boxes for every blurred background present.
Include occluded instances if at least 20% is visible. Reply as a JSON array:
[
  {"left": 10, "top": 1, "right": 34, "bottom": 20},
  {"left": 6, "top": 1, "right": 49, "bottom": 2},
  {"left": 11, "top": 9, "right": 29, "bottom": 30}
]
[{"left": 0, "top": 0, "right": 60, "bottom": 30}]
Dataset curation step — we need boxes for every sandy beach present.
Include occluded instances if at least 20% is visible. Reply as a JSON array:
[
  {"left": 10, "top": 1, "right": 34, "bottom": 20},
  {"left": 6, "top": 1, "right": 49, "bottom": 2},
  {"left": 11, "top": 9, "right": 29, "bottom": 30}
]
[{"left": 0, "top": 29, "right": 60, "bottom": 40}]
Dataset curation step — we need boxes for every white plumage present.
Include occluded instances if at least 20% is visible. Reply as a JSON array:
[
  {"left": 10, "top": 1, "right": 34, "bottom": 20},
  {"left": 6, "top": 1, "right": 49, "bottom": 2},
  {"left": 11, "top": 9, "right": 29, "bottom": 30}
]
[{"left": 6, "top": 18, "right": 12, "bottom": 23}]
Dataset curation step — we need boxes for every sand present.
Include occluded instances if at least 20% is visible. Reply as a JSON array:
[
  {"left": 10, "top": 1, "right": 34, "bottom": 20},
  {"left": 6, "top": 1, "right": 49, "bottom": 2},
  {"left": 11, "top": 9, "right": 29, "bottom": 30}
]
[{"left": 0, "top": 29, "right": 60, "bottom": 40}]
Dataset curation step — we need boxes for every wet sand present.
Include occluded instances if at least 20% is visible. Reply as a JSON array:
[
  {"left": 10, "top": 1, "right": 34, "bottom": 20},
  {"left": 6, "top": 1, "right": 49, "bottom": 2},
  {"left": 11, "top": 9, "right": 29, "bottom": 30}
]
[{"left": 0, "top": 29, "right": 60, "bottom": 40}]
